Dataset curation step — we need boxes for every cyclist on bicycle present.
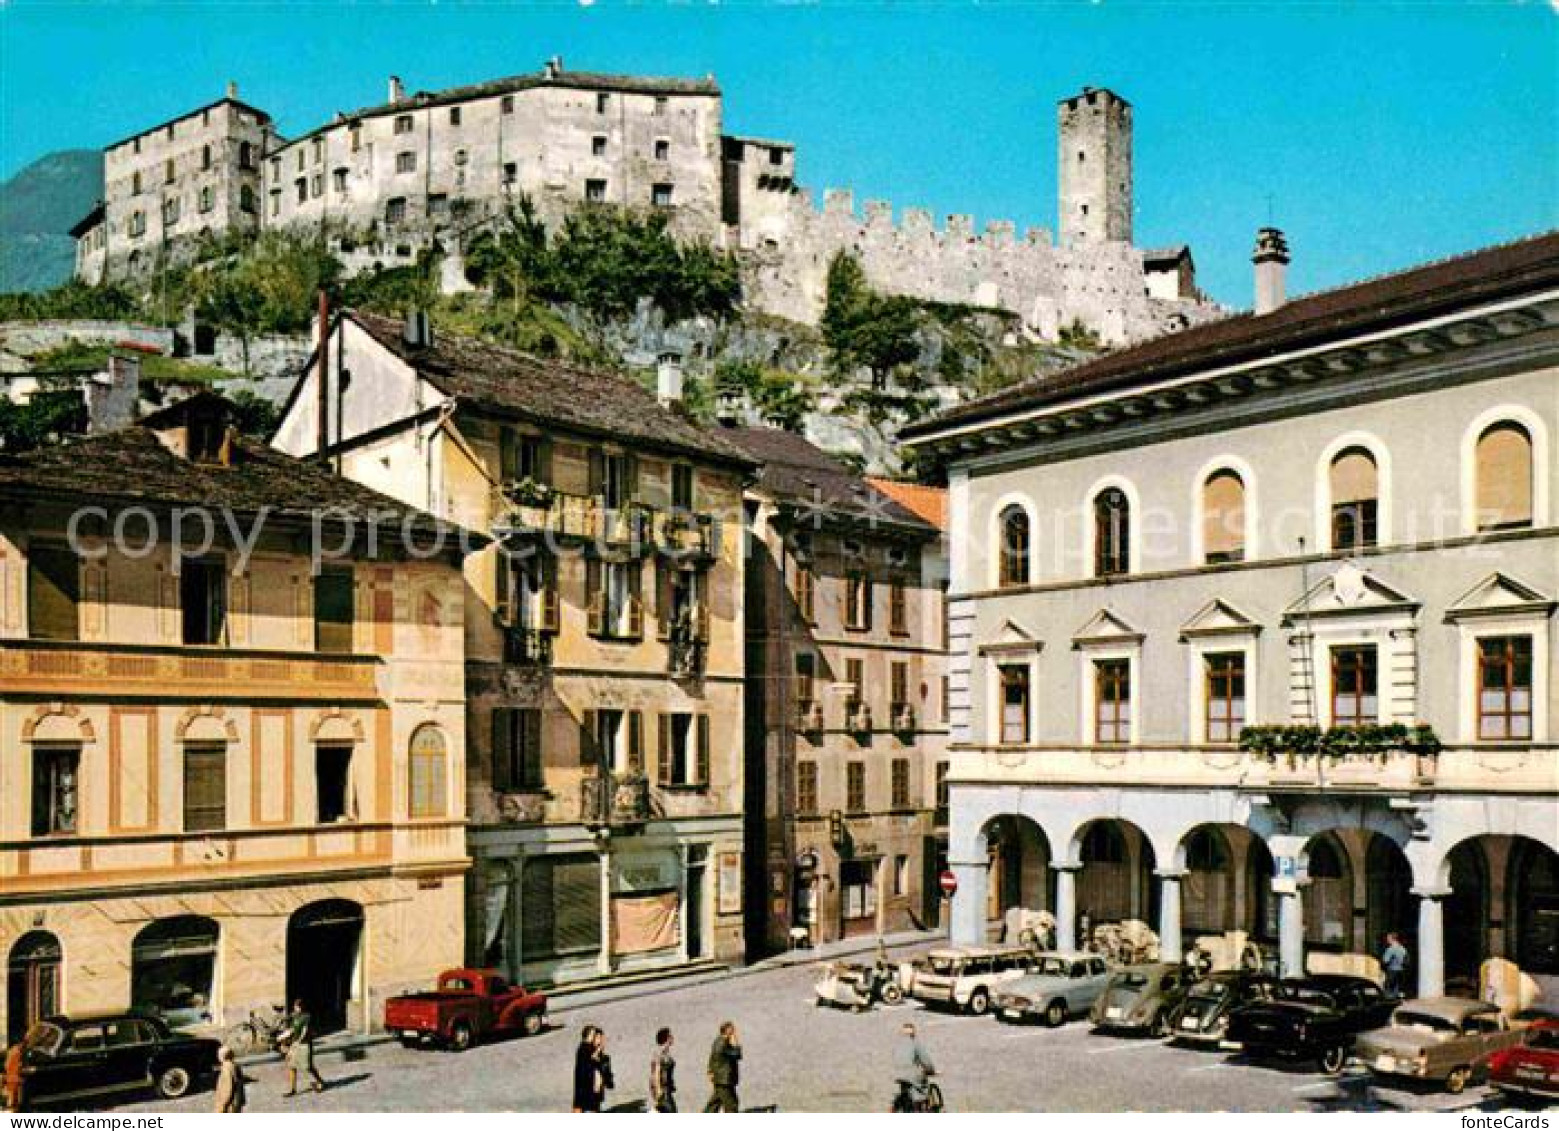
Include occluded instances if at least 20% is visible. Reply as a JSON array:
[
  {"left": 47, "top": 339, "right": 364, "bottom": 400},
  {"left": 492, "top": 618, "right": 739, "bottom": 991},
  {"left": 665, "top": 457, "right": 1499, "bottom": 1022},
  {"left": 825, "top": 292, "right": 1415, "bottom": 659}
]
[{"left": 891, "top": 1022, "right": 937, "bottom": 1111}]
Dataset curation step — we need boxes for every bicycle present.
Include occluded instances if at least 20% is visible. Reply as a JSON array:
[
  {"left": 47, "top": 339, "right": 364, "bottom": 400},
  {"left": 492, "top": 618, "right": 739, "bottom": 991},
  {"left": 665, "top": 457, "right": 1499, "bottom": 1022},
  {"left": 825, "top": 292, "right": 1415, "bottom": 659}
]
[
  {"left": 891, "top": 1078, "right": 944, "bottom": 1113},
  {"left": 224, "top": 1003, "right": 289, "bottom": 1055}
]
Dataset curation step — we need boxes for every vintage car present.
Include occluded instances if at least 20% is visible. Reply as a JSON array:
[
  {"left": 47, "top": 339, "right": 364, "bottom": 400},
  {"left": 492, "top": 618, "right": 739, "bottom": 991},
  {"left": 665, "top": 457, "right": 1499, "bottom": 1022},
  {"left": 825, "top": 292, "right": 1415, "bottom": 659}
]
[
  {"left": 383, "top": 968, "right": 548, "bottom": 1051},
  {"left": 12, "top": 1013, "right": 221, "bottom": 1109},
  {"left": 1225, "top": 974, "right": 1398, "bottom": 1074},
  {"left": 1167, "top": 969, "right": 1282, "bottom": 1047},
  {"left": 993, "top": 952, "right": 1112, "bottom": 1026},
  {"left": 1489, "top": 1018, "right": 1559, "bottom": 1103},
  {"left": 1354, "top": 997, "right": 1527, "bottom": 1093},
  {"left": 1090, "top": 962, "right": 1194, "bottom": 1036},
  {"left": 907, "top": 944, "right": 1039, "bottom": 1015},
  {"left": 814, "top": 959, "right": 905, "bottom": 1010}
]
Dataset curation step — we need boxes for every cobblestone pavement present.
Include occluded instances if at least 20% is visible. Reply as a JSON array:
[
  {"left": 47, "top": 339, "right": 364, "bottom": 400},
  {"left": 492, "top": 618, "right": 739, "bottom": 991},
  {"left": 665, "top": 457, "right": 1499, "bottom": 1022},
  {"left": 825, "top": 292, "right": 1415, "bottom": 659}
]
[{"left": 117, "top": 950, "right": 1555, "bottom": 1114}]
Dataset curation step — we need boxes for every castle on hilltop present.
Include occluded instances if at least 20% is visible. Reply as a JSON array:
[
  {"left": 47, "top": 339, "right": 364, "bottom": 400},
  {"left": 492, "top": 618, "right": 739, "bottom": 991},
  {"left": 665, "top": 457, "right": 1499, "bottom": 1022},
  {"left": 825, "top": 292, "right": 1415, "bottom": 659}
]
[{"left": 70, "top": 61, "right": 1221, "bottom": 346}]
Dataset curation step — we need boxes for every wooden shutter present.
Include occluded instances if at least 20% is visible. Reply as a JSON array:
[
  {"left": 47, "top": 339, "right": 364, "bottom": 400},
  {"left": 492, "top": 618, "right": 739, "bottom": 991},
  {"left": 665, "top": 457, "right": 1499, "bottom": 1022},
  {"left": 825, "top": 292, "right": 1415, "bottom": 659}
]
[
  {"left": 625, "top": 453, "right": 640, "bottom": 500},
  {"left": 537, "top": 438, "right": 554, "bottom": 485},
  {"left": 494, "top": 549, "right": 512, "bottom": 625},
  {"left": 695, "top": 714, "right": 710, "bottom": 786},
  {"left": 500, "top": 428, "right": 519, "bottom": 482},
  {"left": 627, "top": 710, "right": 644, "bottom": 773},
  {"left": 585, "top": 558, "right": 604, "bottom": 636},
  {"left": 656, "top": 713, "right": 671, "bottom": 784},
  {"left": 27, "top": 546, "right": 80, "bottom": 641},
  {"left": 492, "top": 709, "right": 512, "bottom": 791},
  {"left": 522, "top": 855, "right": 602, "bottom": 960},
  {"left": 522, "top": 708, "right": 544, "bottom": 788},
  {"left": 580, "top": 709, "right": 598, "bottom": 767},
  {"left": 655, "top": 562, "right": 671, "bottom": 640},
  {"left": 1476, "top": 423, "right": 1534, "bottom": 528},
  {"left": 182, "top": 743, "right": 227, "bottom": 832},
  {"left": 626, "top": 563, "right": 643, "bottom": 639},
  {"left": 587, "top": 448, "right": 604, "bottom": 498},
  {"left": 539, "top": 558, "right": 560, "bottom": 633}
]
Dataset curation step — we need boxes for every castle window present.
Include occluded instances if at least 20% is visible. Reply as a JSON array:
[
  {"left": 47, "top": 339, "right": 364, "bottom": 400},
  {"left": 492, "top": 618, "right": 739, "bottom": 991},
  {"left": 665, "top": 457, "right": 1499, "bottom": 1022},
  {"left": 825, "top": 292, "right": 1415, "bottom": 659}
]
[
  {"left": 1329, "top": 447, "right": 1379, "bottom": 551},
  {"left": 998, "top": 505, "right": 1030, "bottom": 588},
  {"left": 653, "top": 96, "right": 668, "bottom": 116},
  {"left": 312, "top": 138, "right": 323, "bottom": 164},
  {"left": 1093, "top": 487, "right": 1131, "bottom": 576},
  {"left": 1474, "top": 421, "right": 1534, "bottom": 531},
  {"left": 592, "top": 136, "right": 607, "bottom": 157},
  {"left": 332, "top": 168, "right": 347, "bottom": 192},
  {"left": 449, "top": 106, "right": 462, "bottom": 126},
  {"left": 295, "top": 149, "right": 304, "bottom": 171},
  {"left": 349, "top": 125, "right": 362, "bottom": 152},
  {"left": 132, "top": 171, "right": 142, "bottom": 194},
  {"left": 310, "top": 174, "right": 323, "bottom": 198},
  {"left": 239, "top": 185, "right": 255, "bottom": 214},
  {"left": 428, "top": 194, "right": 448, "bottom": 216},
  {"left": 1202, "top": 469, "right": 1246, "bottom": 564},
  {"left": 769, "top": 147, "right": 784, "bottom": 166},
  {"left": 394, "top": 114, "right": 413, "bottom": 134},
  {"left": 502, "top": 162, "right": 518, "bottom": 187},
  {"left": 201, "top": 144, "right": 212, "bottom": 171},
  {"left": 585, "top": 179, "right": 607, "bottom": 204},
  {"left": 133, "top": 137, "right": 141, "bottom": 155},
  {"left": 654, "top": 139, "right": 669, "bottom": 161},
  {"left": 385, "top": 197, "right": 407, "bottom": 224},
  {"left": 198, "top": 186, "right": 214, "bottom": 214},
  {"left": 166, "top": 123, "right": 175, "bottom": 140},
  {"left": 454, "top": 148, "right": 468, "bottom": 166},
  {"left": 651, "top": 183, "right": 674, "bottom": 208},
  {"left": 501, "top": 95, "right": 514, "bottom": 114},
  {"left": 396, "top": 151, "right": 417, "bottom": 174},
  {"left": 239, "top": 141, "right": 255, "bottom": 170},
  {"left": 269, "top": 156, "right": 281, "bottom": 178},
  {"left": 294, "top": 177, "right": 307, "bottom": 204},
  {"left": 128, "top": 211, "right": 145, "bottom": 237},
  {"left": 269, "top": 190, "right": 280, "bottom": 217},
  {"left": 596, "top": 92, "right": 609, "bottom": 114},
  {"left": 162, "top": 197, "right": 180, "bottom": 225}
]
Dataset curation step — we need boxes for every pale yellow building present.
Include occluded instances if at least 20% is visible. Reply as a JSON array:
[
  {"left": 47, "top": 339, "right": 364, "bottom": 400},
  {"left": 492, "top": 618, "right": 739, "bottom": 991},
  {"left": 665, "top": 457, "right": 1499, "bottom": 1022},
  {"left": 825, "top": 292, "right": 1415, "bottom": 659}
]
[
  {"left": 273, "top": 311, "right": 758, "bottom": 986},
  {"left": 0, "top": 393, "right": 476, "bottom": 1042}
]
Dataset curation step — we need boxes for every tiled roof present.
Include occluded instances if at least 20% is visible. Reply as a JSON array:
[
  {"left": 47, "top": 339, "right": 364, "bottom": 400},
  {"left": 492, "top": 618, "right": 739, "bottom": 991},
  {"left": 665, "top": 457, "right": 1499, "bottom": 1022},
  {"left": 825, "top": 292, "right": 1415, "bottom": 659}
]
[
  {"left": 0, "top": 410, "right": 471, "bottom": 548},
  {"left": 722, "top": 426, "right": 936, "bottom": 535},
  {"left": 104, "top": 96, "right": 273, "bottom": 154},
  {"left": 906, "top": 230, "right": 1559, "bottom": 440},
  {"left": 866, "top": 478, "right": 947, "bottom": 531},
  {"left": 348, "top": 311, "right": 757, "bottom": 470}
]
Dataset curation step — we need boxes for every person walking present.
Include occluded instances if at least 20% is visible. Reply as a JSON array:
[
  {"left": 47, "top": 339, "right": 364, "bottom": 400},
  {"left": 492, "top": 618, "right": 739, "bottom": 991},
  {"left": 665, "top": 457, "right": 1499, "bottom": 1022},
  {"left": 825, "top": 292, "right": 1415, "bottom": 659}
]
[
  {"left": 1381, "top": 933, "right": 1410, "bottom": 997},
  {"left": 891, "top": 1022, "right": 936, "bottom": 1111},
  {"left": 703, "top": 1021, "right": 742, "bottom": 1113},
  {"left": 3, "top": 1039, "right": 25, "bottom": 1113},
  {"left": 648, "top": 1027, "right": 677, "bottom": 1113},
  {"left": 573, "top": 1026, "right": 613, "bottom": 1112},
  {"left": 281, "top": 999, "right": 325, "bottom": 1097},
  {"left": 213, "top": 1046, "right": 251, "bottom": 1113}
]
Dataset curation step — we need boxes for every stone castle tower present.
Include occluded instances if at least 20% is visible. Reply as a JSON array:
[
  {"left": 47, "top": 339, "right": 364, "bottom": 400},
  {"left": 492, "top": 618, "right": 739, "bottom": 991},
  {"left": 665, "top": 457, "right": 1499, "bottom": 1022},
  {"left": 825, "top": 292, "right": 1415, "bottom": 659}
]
[{"left": 1057, "top": 86, "right": 1132, "bottom": 247}]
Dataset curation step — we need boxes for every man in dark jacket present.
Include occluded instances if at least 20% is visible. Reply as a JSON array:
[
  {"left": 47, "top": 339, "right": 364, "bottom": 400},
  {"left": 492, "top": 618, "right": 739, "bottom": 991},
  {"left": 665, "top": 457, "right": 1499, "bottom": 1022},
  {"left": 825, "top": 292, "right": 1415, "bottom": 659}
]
[{"left": 703, "top": 1021, "right": 742, "bottom": 1112}]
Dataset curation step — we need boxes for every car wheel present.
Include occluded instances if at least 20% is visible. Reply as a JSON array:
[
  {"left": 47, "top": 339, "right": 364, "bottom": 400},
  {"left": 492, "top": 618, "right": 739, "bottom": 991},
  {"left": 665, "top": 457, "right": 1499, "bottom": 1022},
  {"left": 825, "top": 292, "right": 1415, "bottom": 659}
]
[
  {"left": 1445, "top": 1066, "right": 1470, "bottom": 1095},
  {"left": 522, "top": 1011, "right": 544, "bottom": 1037},
  {"left": 155, "top": 1064, "right": 193, "bottom": 1100},
  {"left": 398, "top": 1036, "right": 421, "bottom": 1049},
  {"left": 449, "top": 1020, "right": 474, "bottom": 1052},
  {"left": 881, "top": 983, "right": 905, "bottom": 1006},
  {"left": 1319, "top": 1045, "right": 1347, "bottom": 1076},
  {"left": 1045, "top": 1000, "right": 1068, "bottom": 1028},
  {"left": 967, "top": 988, "right": 991, "bottom": 1016}
]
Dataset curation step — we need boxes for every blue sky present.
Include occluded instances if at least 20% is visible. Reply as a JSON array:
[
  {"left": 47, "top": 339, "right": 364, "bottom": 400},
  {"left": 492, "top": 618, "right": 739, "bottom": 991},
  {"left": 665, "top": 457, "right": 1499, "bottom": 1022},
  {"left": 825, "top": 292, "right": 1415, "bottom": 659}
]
[{"left": 2, "top": 2, "right": 1554, "bottom": 305}]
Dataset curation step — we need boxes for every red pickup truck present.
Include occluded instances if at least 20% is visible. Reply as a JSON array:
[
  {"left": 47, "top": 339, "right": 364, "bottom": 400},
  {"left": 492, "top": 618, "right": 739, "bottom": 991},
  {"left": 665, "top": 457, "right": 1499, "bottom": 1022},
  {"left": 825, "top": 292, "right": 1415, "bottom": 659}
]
[{"left": 384, "top": 968, "right": 549, "bottom": 1051}]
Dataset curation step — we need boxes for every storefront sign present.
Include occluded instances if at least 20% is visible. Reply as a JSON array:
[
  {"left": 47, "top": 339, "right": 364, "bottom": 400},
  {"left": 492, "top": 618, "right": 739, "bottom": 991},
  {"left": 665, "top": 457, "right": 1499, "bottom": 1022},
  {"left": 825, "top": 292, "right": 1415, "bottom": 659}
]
[{"left": 717, "top": 850, "right": 742, "bottom": 915}]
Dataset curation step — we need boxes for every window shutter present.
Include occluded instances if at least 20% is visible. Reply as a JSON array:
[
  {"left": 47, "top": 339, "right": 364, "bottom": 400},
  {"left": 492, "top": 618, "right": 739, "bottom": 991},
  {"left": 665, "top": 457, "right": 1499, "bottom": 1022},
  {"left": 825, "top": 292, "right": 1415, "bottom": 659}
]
[
  {"left": 695, "top": 590, "right": 710, "bottom": 642},
  {"left": 586, "top": 558, "right": 604, "bottom": 636},
  {"left": 492, "top": 709, "right": 512, "bottom": 791},
  {"left": 656, "top": 713, "right": 671, "bottom": 785},
  {"left": 1475, "top": 424, "right": 1534, "bottom": 528},
  {"left": 656, "top": 562, "right": 671, "bottom": 640},
  {"left": 587, "top": 448, "right": 604, "bottom": 498},
  {"left": 696, "top": 715, "right": 710, "bottom": 786},
  {"left": 540, "top": 559, "right": 560, "bottom": 633},
  {"left": 499, "top": 428, "right": 519, "bottom": 482},
  {"left": 627, "top": 710, "right": 644, "bottom": 773},
  {"left": 537, "top": 438, "right": 554, "bottom": 485},
  {"left": 580, "top": 709, "right": 598, "bottom": 768},
  {"left": 523, "top": 708, "right": 544, "bottom": 788},
  {"left": 625, "top": 453, "right": 640, "bottom": 499},
  {"left": 862, "top": 578, "right": 874, "bottom": 631},
  {"left": 494, "top": 550, "right": 512, "bottom": 625},
  {"left": 626, "top": 563, "right": 644, "bottom": 639}
]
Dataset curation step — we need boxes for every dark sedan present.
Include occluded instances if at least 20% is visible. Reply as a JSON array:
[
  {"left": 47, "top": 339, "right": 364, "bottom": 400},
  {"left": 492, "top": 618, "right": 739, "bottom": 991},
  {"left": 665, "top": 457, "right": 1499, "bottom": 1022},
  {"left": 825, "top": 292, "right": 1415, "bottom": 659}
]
[
  {"left": 1167, "top": 970, "right": 1282, "bottom": 1047},
  {"left": 13, "top": 1013, "right": 221, "bottom": 1109},
  {"left": 1226, "top": 974, "right": 1397, "bottom": 1074}
]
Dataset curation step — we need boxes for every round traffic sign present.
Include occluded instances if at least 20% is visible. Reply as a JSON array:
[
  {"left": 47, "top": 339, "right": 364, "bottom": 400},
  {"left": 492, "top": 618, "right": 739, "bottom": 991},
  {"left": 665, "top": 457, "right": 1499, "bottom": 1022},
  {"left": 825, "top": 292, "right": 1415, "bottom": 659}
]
[{"left": 938, "top": 869, "right": 958, "bottom": 896}]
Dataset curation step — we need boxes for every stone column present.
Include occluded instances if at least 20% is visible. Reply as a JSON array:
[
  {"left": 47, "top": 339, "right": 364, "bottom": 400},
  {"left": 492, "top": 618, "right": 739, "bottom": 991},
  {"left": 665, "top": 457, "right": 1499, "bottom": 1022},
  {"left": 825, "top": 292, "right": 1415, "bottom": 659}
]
[
  {"left": 1053, "top": 864, "right": 1080, "bottom": 951},
  {"left": 1156, "top": 870, "right": 1185, "bottom": 963},
  {"left": 1414, "top": 887, "right": 1449, "bottom": 998},
  {"left": 949, "top": 858, "right": 987, "bottom": 946},
  {"left": 598, "top": 843, "right": 614, "bottom": 976},
  {"left": 1277, "top": 887, "right": 1305, "bottom": 978}
]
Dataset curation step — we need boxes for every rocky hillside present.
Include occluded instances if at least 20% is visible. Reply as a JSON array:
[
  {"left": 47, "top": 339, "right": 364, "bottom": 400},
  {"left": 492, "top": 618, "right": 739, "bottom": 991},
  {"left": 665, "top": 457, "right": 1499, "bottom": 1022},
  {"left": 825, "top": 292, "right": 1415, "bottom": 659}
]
[{"left": 0, "top": 150, "right": 102, "bottom": 293}]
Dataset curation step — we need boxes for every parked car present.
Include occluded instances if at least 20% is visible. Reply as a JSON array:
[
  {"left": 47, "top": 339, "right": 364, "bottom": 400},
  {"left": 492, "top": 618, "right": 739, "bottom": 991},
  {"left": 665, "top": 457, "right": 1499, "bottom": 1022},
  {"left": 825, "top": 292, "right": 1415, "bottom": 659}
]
[
  {"left": 814, "top": 960, "right": 906, "bottom": 1010},
  {"left": 1090, "top": 963, "right": 1194, "bottom": 1036},
  {"left": 1225, "top": 974, "right": 1398, "bottom": 1074},
  {"left": 1354, "top": 997, "right": 1526, "bottom": 1094},
  {"left": 994, "top": 952, "right": 1112, "bottom": 1026},
  {"left": 1168, "top": 970, "right": 1282, "bottom": 1047},
  {"left": 384, "top": 968, "right": 548, "bottom": 1051},
  {"left": 13, "top": 1013, "right": 220, "bottom": 1108},
  {"left": 907, "top": 944, "right": 1039, "bottom": 1015},
  {"left": 1489, "top": 1018, "right": 1559, "bottom": 1104}
]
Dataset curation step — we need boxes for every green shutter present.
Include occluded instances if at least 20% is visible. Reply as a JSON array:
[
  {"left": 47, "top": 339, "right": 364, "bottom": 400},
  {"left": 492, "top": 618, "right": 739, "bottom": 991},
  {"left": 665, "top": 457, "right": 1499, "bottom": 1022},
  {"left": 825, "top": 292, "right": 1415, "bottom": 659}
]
[{"left": 27, "top": 546, "right": 80, "bottom": 642}]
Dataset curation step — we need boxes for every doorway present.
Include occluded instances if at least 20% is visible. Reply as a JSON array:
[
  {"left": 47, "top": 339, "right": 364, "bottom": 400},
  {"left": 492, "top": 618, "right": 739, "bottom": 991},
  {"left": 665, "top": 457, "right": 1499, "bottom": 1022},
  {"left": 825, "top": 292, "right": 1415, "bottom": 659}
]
[
  {"left": 286, "top": 900, "right": 363, "bottom": 1034},
  {"left": 6, "top": 931, "right": 61, "bottom": 1043},
  {"left": 686, "top": 853, "right": 707, "bottom": 960}
]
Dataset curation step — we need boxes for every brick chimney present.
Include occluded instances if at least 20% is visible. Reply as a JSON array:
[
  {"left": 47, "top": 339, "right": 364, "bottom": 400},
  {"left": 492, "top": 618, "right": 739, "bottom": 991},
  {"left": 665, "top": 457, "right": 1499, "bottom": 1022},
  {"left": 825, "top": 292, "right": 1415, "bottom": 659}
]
[
  {"left": 388, "top": 75, "right": 405, "bottom": 104},
  {"left": 656, "top": 352, "right": 683, "bottom": 406},
  {"left": 1253, "top": 227, "right": 1290, "bottom": 316},
  {"left": 226, "top": 80, "right": 239, "bottom": 100}
]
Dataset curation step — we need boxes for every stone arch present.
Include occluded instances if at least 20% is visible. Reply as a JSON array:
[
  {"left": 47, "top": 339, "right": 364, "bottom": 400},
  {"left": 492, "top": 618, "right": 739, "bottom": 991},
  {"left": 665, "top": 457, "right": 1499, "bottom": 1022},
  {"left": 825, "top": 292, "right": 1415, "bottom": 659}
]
[
  {"left": 1438, "top": 833, "right": 1559, "bottom": 981},
  {"left": 1172, "top": 822, "right": 1273, "bottom": 938},
  {"left": 174, "top": 704, "right": 239, "bottom": 744},
  {"left": 21, "top": 702, "right": 95, "bottom": 745},
  {"left": 979, "top": 813, "right": 1053, "bottom": 922},
  {"left": 1071, "top": 816, "right": 1158, "bottom": 928}
]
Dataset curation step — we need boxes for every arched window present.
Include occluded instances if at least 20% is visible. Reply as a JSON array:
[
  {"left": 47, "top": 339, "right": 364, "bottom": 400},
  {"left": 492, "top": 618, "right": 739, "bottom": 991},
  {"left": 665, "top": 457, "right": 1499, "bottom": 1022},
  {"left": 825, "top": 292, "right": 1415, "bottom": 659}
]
[
  {"left": 408, "top": 725, "right": 448, "bottom": 818},
  {"left": 1093, "top": 488, "right": 1130, "bottom": 576},
  {"left": 1474, "top": 422, "right": 1534, "bottom": 531},
  {"left": 131, "top": 916, "right": 218, "bottom": 1025},
  {"left": 997, "top": 506, "right": 1030, "bottom": 588},
  {"left": 1202, "top": 470, "right": 1246, "bottom": 563},
  {"left": 1329, "top": 447, "right": 1379, "bottom": 551}
]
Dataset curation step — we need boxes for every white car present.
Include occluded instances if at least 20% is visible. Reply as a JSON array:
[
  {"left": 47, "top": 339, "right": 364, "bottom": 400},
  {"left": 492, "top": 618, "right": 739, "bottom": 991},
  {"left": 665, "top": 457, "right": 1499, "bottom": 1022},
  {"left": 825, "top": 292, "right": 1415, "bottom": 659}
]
[{"left": 907, "top": 944, "right": 1039, "bottom": 1015}]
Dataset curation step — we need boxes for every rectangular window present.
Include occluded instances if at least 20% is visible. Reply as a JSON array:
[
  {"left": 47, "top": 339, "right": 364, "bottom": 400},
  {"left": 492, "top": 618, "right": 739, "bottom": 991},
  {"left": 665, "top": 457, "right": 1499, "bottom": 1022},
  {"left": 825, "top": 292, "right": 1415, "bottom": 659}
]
[
  {"left": 1331, "top": 499, "right": 1379, "bottom": 552},
  {"left": 312, "top": 568, "right": 354, "bottom": 653},
  {"left": 395, "top": 114, "right": 413, "bottom": 134},
  {"left": 333, "top": 168, "right": 347, "bottom": 192},
  {"left": 386, "top": 197, "right": 407, "bottom": 223},
  {"left": 592, "top": 135, "right": 607, "bottom": 157},
  {"left": 350, "top": 125, "right": 362, "bottom": 151},
  {"left": 846, "top": 658, "right": 865, "bottom": 718},
  {"left": 999, "top": 664, "right": 1029, "bottom": 745},
  {"left": 671, "top": 464, "right": 694, "bottom": 511},
  {"left": 295, "top": 177, "right": 307, "bottom": 204},
  {"left": 316, "top": 744, "right": 353, "bottom": 823},
  {"left": 183, "top": 743, "right": 227, "bottom": 832},
  {"left": 796, "top": 761, "right": 818, "bottom": 815},
  {"left": 794, "top": 563, "right": 815, "bottom": 623},
  {"left": 1095, "top": 658, "right": 1131, "bottom": 744},
  {"left": 31, "top": 746, "right": 80, "bottom": 837},
  {"left": 889, "top": 579, "right": 908, "bottom": 635},
  {"left": 501, "top": 95, "right": 514, "bottom": 114},
  {"left": 1204, "top": 652, "right": 1246, "bottom": 743},
  {"left": 893, "top": 854, "right": 910, "bottom": 897},
  {"left": 651, "top": 183, "right": 674, "bottom": 208},
  {"left": 164, "top": 158, "right": 175, "bottom": 184},
  {"left": 585, "top": 178, "right": 607, "bottom": 203},
  {"left": 891, "top": 661, "right": 909, "bottom": 716},
  {"left": 934, "top": 761, "right": 949, "bottom": 821},
  {"left": 449, "top": 106, "right": 462, "bottom": 126},
  {"left": 312, "top": 138, "right": 324, "bottom": 164},
  {"left": 846, "top": 761, "right": 866, "bottom": 814},
  {"left": 845, "top": 574, "right": 872, "bottom": 631},
  {"left": 396, "top": 151, "right": 417, "bottom": 173},
  {"left": 180, "top": 558, "right": 227, "bottom": 646},
  {"left": 311, "top": 173, "right": 323, "bottom": 197},
  {"left": 492, "top": 707, "right": 544, "bottom": 791},
  {"left": 1477, "top": 635, "right": 1533, "bottom": 740},
  {"left": 27, "top": 545, "right": 80, "bottom": 641},
  {"left": 654, "top": 139, "right": 670, "bottom": 161},
  {"left": 1330, "top": 646, "right": 1379, "bottom": 726},
  {"left": 596, "top": 92, "right": 609, "bottom": 114},
  {"left": 502, "top": 162, "right": 518, "bottom": 187},
  {"left": 657, "top": 712, "right": 707, "bottom": 787},
  {"left": 891, "top": 758, "right": 910, "bottom": 809},
  {"left": 770, "top": 146, "right": 784, "bottom": 166},
  {"left": 653, "top": 96, "right": 668, "bottom": 116}
]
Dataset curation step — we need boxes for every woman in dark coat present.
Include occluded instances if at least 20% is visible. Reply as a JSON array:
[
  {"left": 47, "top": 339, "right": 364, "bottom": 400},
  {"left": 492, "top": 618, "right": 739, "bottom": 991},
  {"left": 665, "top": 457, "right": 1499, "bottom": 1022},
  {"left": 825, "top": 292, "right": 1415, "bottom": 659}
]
[{"left": 572, "top": 1026, "right": 612, "bottom": 1112}]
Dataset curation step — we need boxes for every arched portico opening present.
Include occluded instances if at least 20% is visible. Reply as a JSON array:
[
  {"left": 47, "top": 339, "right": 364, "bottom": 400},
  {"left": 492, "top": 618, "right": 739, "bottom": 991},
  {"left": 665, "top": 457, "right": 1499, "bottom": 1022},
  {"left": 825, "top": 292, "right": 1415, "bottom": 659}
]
[
  {"left": 1302, "top": 833, "right": 1351, "bottom": 952},
  {"left": 1443, "top": 835, "right": 1559, "bottom": 984},
  {"left": 981, "top": 815, "right": 1052, "bottom": 927},
  {"left": 1075, "top": 818, "right": 1157, "bottom": 932},
  {"left": 287, "top": 899, "right": 363, "bottom": 1035},
  {"left": 1177, "top": 823, "right": 1275, "bottom": 953}
]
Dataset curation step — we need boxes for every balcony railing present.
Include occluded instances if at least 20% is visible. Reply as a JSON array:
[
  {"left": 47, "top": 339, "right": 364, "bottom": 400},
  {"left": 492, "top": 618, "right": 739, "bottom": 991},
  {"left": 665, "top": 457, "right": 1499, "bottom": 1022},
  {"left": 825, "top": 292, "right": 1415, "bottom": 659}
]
[
  {"left": 797, "top": 700, "right": 824, "bottom": 733},
  {"left": 581, "top": 772, "right": 652, "bottom": 828},
  {"left": 847, "top": 703, "right": 873, "bottom": 734},
  {"left": 892, "top": 703, "right": 917, "bottom": 734},
  {"left": 654, "top": 511, "right": 718, "bottom": 561},
  {"left": 668, "top": 635, "right": 705, "bottom": 677},
  {"left": 503, "top": 627, "right": 553, "bottom": 666},
  {"left": 491, "top": 485, "right": 658, "bottom": 550}
]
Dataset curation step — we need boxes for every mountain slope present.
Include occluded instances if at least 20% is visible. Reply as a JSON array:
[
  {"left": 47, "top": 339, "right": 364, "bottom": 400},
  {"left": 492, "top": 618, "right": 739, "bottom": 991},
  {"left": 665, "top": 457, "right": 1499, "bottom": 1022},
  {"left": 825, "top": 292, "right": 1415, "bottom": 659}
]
[{"left": 0, "top": 149, "right": 103, "bottom": 293}]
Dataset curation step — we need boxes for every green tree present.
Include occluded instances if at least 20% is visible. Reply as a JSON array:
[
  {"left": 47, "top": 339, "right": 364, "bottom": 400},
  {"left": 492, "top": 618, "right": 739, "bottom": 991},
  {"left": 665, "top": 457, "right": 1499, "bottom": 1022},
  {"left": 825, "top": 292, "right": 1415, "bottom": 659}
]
[{"left": 820, "top": 252, "right": 922, "bottom": 389}]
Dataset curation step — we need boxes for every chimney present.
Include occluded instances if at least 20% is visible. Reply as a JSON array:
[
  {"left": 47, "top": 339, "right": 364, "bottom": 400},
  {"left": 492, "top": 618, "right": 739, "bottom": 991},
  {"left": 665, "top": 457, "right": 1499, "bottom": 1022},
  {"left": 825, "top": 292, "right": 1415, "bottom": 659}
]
[
  {"left": 656, "top": 352, "right": 683, "bottom": 406},
  {"left": 388, "top": 75, "right": 405, "bottom": 104},
  {"left": 544, "top": 56, "right": 563, "bottom": 79},
  {"left": 1253, "top": 227, "right": 1290, "bottom": 316},
  {"left": 403, "top": 310, "right": 432, "bottom": 349},
  {"left": 86, "top": 354, "right": 140, "bottom": 433},
  {"left": 226, "top": 80, "right": 239, "bottom": 100},
  {"left": 715, "top": 387, "right": 745, "bottom": 428}
]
